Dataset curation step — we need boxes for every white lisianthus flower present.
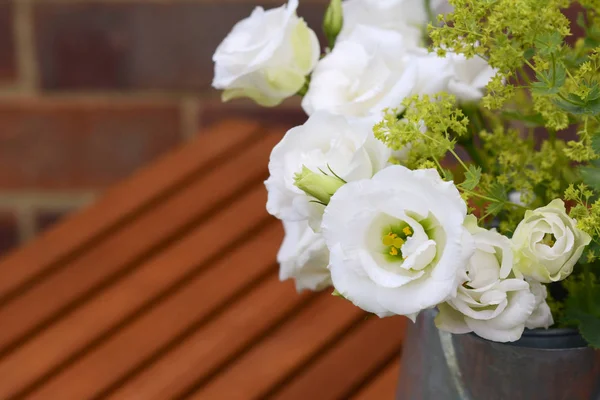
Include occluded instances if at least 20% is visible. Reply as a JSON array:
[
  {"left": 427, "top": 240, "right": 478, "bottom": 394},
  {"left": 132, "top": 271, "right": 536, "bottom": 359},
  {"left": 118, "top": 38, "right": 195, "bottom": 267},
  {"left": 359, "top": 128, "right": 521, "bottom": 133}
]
[
  {"left": 435, "top": 215, "right": 538, "bottom": 342},
  {"left": 338, "top": 0, "right": 452, "bottom": 46},
  {"left": 446, "top": 54, "right": 496, "bottom": 102},
  {"left": 278, "top": 220, "right": 331, "bottom": 292},
  {"left": 265, "top": 112, "right": 391, "bottom": 228},
  {"left": 512, "top": 199, "right": 592, "bottom": 283},
  {"left": 302, "top": 26, "right": 418, "bottom": 118},
  {"left": 414, "top": 51, "right": 455, "bottom": 95},
  {"left": 212, "top": 0, "right": 319, "bottom": 107},
  {"left": 338, "top": 0, "right": 427, "bottom": 47},
  {"left": 525, "top": 280, "right": 554, "bottom": 330},
  {"left": 322, "top": 165, "right": 474, "bottom": 320}
]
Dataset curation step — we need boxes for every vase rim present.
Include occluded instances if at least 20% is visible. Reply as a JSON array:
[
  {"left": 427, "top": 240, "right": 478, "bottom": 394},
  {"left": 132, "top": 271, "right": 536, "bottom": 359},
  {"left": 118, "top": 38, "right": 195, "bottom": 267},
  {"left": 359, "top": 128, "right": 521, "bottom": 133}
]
[
  {"left": 521, "top": 327, "right": 580, "bottom": 337},
  {"left": 467, "top": 327, "right": 590, "bottom": 350}
]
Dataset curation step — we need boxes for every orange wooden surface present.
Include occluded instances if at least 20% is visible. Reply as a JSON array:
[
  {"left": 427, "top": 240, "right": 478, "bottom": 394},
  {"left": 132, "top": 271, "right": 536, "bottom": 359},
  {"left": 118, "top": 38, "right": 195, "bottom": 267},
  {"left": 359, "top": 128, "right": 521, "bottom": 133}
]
[{"left": 0, "top": 119, "right": 406, "bottom": 399}]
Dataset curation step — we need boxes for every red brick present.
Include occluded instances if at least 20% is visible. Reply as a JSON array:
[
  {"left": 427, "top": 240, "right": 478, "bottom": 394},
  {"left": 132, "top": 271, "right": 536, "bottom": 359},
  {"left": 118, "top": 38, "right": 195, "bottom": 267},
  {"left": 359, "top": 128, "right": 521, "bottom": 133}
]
[
  {"left": 0, "top": 210, "right": 20, "bottom": 257},
  {"left": 35, "top": 209, "right": 72, "bottom": 235},
  {"left": 33, "top": 1, "right": 328, "bottom": 92},
  {"left": 0, "top": 1, "right": 16, "bottom": 83},
  {"left": 0, "top": 99, "right": 182, "bottom": 189}
]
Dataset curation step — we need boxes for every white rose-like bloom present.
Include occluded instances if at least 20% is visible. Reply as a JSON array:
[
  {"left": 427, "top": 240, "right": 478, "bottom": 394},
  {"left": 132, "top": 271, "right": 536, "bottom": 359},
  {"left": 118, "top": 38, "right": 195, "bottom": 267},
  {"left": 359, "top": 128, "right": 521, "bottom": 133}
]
[
  {"left": 338, "top": 0, "right": 452, "bottom": 47},
  {"left": 322, "top": 165, "right": 474, "bottom": 320},
  {"left": 512, "top": 199, "right": 592, "bottom": 283},
  {"left": 302, "top": 26, "right": 418, "bottom": 118},
  {"left": 446, "top": 54, "right": 496, "bottom": 102},
  {"left": 212, "top": 0, "right": 319, "bottom": 107},
  {"left": 338, "top": 0, "right": 426, "bottom": 48},
  {"left": 278, "top": 220, "right": 331, "bottom": 292},
  {"left": 435, "top": 215, "right": 538, "bottom": 342},
  {"left": 525, "top": 280, "right": 554, "bottom": 330},
  {"left": 265, "top": 112, "right": 391, "bottom": 228}
]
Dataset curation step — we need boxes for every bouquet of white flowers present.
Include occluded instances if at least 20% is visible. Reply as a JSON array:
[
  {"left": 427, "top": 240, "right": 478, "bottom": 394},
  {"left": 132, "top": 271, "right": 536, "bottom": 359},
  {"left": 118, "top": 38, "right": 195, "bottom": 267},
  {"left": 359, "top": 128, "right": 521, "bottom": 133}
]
[{"left": 213, "top": 0, "right": 600, "bottom": 347}]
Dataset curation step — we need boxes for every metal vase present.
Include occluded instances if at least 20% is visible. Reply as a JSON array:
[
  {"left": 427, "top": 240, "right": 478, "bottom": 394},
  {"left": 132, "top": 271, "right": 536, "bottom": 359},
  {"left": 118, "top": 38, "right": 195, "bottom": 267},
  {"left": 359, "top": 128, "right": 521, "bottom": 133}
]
[{"left": 396, "top": 309, "right": 600, "bottom": 400}]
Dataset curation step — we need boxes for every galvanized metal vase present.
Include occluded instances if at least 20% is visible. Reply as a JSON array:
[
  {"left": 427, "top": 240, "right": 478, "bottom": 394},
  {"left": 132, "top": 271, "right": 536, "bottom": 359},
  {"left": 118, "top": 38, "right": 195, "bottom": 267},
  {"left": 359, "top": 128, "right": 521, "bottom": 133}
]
[{"left": 396, "top": 309, "right": 600, "bottom": 400}]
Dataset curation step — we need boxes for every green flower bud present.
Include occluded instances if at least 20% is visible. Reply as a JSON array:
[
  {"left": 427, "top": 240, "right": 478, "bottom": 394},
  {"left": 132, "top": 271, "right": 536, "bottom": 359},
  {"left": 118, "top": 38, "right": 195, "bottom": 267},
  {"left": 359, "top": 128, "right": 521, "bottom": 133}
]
[
  {"left": 323, "top": 0, "right": 343, "bottom": 49},
  {"left": 294, "top": 165, "right": 345, "bottom": 205}
]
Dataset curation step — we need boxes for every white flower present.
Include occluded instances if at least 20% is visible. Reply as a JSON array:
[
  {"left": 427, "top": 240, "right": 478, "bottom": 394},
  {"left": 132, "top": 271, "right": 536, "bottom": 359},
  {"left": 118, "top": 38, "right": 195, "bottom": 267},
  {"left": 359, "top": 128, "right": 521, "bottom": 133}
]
[
  {"left": 512, "top": 199, "right": 592, "bottom": 283},
  {"left": 278, "top": 220, "right": 331, "bottom": 292},
  {"left": 446, "top": 54, "right": 496, "bottom": 102},
  {"left": 302, "top": 25, "right": 418, "bottom": 118},
  {"left": 265, "top": 112, "right": 391, "bottom": 228},
  {"left": 525, "top": 280, "right": 554, "bottom": 330},
  {"left": 435, "top": 215, "right": 538, "bottom": 342},
  {"left": 322, "top": 165, "right": 474, "bottom": 320},
  {"left": 414, "top": 50, "right": 455, "bottom": 95},
  {"left": 337, "top": 0, "right": 451, "bottom": 46},
  {"left": 338, "top": 0, "right": 428, "bottom": 48},
  {"left": 212, "top": 0, "right": 319, "bottom": 107}
]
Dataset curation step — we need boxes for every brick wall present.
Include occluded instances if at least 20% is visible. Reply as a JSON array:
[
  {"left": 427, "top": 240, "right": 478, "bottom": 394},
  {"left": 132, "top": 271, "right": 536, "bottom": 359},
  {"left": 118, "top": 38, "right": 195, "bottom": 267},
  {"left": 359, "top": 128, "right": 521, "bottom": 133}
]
[{"left": 0, "top": 0, "right": 326, "bottom": 255}]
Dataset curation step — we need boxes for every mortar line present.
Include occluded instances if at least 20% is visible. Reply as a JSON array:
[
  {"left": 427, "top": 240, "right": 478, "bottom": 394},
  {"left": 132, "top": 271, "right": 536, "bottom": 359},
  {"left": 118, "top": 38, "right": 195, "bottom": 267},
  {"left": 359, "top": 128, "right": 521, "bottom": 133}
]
[
  {"left": 180, "top": 95, "right": 202, "bottom": 141},
  {"left": 15, "top": 204, "right": 36, "bottom": 243},
  {"left": 0, "top": 191, "right": 97, "bottom": 209},
  {"left": 14, "top": 0, "right": 39, "bottom": 93}
]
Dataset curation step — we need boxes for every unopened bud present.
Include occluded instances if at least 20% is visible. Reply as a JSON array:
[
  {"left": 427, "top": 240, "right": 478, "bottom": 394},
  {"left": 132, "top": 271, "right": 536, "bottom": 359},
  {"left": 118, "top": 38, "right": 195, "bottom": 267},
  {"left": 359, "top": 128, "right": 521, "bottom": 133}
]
[
  {"left": 294, "top": 165, "right": 345, "bottom": 205},
  {"left": 323, "top": 0, "right": 343, "bottom": 49}
]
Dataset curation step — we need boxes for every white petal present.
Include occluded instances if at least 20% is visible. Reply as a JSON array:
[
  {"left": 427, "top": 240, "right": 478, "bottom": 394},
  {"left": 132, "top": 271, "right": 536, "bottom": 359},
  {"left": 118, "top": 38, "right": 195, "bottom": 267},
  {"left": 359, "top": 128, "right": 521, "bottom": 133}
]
[
  {"left": 328, "top": 245, "right": 394, "bottom": 317},
  {"left": 435, "top": 303, "right": 472, "bottom": 334},
  {"left": 278, "top": 220, "right": 331, "bottom": 292}
]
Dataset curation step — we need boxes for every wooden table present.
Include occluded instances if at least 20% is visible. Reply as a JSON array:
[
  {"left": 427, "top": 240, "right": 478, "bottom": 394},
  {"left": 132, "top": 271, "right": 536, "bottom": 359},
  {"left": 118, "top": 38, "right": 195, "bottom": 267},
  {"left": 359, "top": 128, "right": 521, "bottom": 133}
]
[{"left": 0, "top": 120, "right": 406, "bottom": 399}]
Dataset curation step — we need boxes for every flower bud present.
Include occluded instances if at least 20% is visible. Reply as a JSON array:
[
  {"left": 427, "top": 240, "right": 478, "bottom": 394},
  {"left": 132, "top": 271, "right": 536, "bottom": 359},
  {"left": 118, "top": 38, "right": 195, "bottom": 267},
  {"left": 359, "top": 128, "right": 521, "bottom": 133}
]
[
  {"left": 294, "top": 165, "right": 345, "bottom": 205},
  {"left": 323, "top": 0, "right": 343, "bottom": 49}
]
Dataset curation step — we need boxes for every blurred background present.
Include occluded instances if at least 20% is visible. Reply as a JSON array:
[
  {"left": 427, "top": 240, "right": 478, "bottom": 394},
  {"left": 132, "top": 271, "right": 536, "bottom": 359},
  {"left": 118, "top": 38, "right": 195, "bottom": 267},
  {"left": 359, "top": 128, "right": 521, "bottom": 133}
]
[{"left": 0, "top": 0, "right": 331, "bottom": 257}]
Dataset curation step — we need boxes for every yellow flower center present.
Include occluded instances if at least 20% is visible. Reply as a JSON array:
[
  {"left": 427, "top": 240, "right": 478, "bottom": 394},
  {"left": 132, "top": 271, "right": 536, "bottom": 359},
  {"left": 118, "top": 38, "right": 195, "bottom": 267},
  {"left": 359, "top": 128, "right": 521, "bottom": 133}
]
[{"left": 382, "top": 227, "right": 413, "bottom": 257}]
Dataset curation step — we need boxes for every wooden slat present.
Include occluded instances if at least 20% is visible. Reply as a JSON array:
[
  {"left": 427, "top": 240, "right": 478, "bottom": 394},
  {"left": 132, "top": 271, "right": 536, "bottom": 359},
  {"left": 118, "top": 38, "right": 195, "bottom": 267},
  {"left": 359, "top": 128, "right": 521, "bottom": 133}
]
[
  {"left": 270, "top": 317, "right": 406, "bottom": 400},
  {"left": 27, "top": 276, "right": 311, "bottom": 400},
  {"left": 0, "top": 189, "right": 278, "bottom": 399},
  {"left": 352, "top": 358, "right": 402, "bottom": 400},
  {"left": 107, "top": 277, "right": 311, "bottom": 400},
  {"left": 0, "top": 132, "right": 281, "bottom": 354},
  {"left": 0, "top": 119, "right": 261, "bottom": 301},
  {"left": 187, "top": 293, "right": 365, "bottom": 400}
]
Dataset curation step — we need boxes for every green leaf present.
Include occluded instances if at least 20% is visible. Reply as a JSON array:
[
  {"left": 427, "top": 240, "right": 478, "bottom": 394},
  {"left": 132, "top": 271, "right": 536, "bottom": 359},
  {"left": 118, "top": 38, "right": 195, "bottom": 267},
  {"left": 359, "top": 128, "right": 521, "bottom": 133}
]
[
  {"left": 442, "top": 168, "right": 455, "bottom": 182},
  {"left": 579, "top": 166, "right": 600, "bottom": 191},
  {"left": 502, "top": 110, "right": 546, "bottom": 127},
  {"left": 534, "top": 31, "right": 562, "bottom": 56},
  {"left": 563, "top": 310, "right": 600, "bottom": 349},
  {"left": 461, "top": 165, "right": 482, "bottom": 190},
  {"left": 485, "top": 201, "right": 505, "bottom": 217},
  {"left": 554, "top": 96, "right": 600, "bottom": 116},
  {"left": 332, "top": 289, "right": 346, "bottom": 299},
  {"left": 578, "top": 313, "right": 600, "bottom": 349},
  {"left": 563, "top": 280, "right": 600, "bottom": 348},
  {"left": 592, "top": 134, "right": 600, "bottom": 156},
  {"left": 531, "top": 65, "right": 566, "bottom": 95},
  {"left": 482, "top": 182, "right": 508, "bottom": 217},
  {"left": 531, "top": 81, "right": 557, "bottom": 95},
  {"left": 587, "top": 83, "right": 600, "bottom": 102},
  {"left": 487, "top": 182, "right": 508, "bottom": 202},
  {"left": 523, "top": 47, "right": 535, "bottom": 60}
]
